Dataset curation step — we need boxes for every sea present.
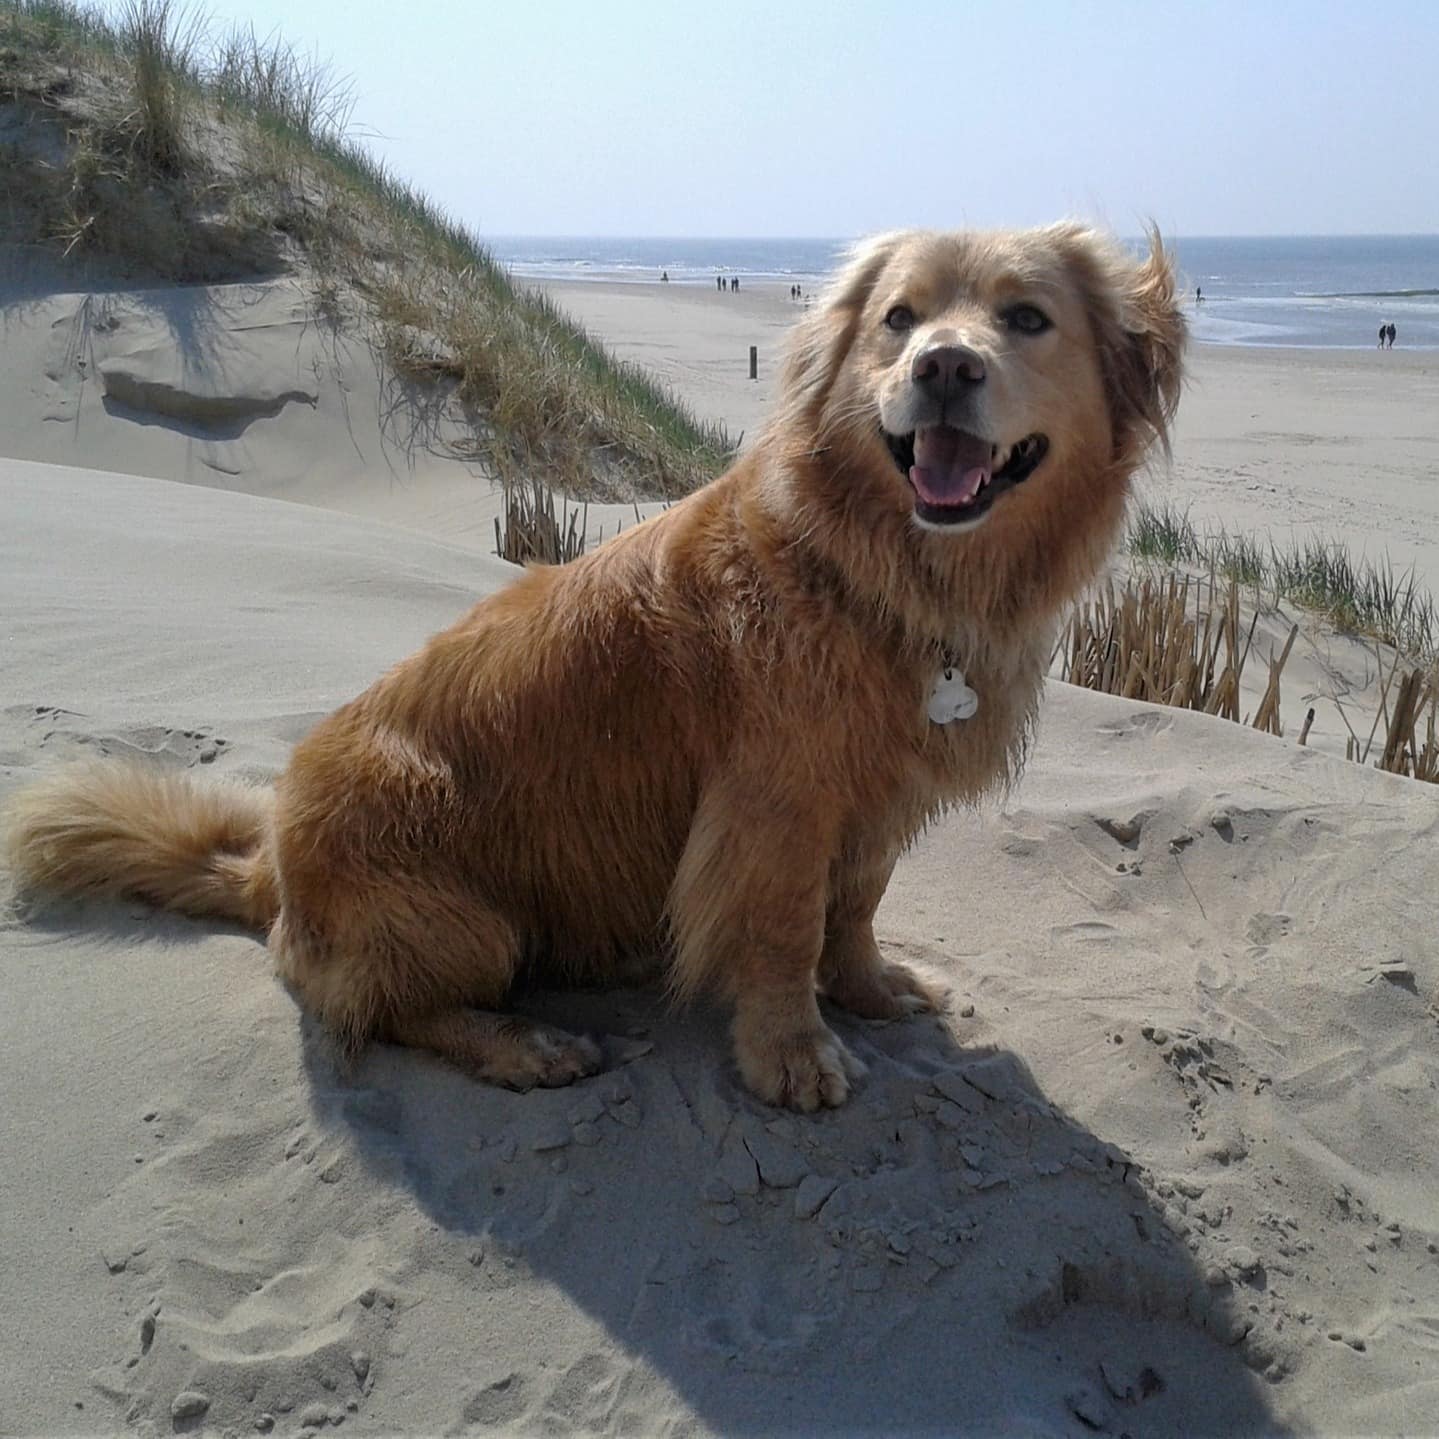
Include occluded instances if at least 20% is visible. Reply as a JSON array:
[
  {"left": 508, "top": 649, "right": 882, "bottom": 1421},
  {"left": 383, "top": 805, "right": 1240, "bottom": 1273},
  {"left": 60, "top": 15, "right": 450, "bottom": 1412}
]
[{"left": 490, "top": 234, "right": 1439, "bottom": 351}]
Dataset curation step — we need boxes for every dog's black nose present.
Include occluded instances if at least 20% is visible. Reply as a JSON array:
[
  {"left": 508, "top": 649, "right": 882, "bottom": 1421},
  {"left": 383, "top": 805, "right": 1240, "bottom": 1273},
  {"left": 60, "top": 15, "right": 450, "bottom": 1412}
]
[{"left": 911, "top": 343, "right": 986, "bottom": 393}]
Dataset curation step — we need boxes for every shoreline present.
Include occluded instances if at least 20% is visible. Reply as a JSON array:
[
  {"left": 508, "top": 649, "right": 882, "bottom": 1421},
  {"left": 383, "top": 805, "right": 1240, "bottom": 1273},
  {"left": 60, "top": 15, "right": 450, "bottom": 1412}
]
[{"left": 532, "top": 273, "right": 1439, "bottom": 346}]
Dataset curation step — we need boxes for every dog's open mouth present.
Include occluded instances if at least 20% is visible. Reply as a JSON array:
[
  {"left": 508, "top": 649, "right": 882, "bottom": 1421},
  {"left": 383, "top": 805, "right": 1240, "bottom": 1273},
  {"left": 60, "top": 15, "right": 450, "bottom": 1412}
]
[{"left": 884, "top": 425, "right": 1049, "bottom": 527}]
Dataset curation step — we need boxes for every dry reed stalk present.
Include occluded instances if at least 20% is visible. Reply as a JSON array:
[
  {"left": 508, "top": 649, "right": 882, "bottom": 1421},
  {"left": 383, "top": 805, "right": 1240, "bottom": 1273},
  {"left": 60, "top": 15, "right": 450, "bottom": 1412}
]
[
  {"left": 1251, "top": 623, "right": 1299, "bottom": 736},
  {"left": 1058, "top": 571, "right": 1292, "bottom": 735},
  {"left": 1378, "top": 667, "right": 1439, "bottom": 782},
  {"left": 1417, "top": 681, "right": 1439, "bottom": 783},
  {"left": 1355, "top": 640, "right": 1407, "bottom": 767},
  {"left": 493, "top": 471, "right": 587, "bottom": 566}
]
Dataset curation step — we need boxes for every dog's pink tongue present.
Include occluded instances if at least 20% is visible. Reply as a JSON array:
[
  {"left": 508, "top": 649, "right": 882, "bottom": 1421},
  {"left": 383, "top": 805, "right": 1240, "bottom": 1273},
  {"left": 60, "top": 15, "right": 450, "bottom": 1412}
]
[{"left": 910, "top": 426, "right": 991, "bottom": 506}]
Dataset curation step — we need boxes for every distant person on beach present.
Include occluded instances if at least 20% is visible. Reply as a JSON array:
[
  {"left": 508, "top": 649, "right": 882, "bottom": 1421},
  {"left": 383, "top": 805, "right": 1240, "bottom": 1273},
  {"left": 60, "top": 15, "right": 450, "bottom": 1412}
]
[
  {"left": 716, "top": 275, "right": 723, "bottom": 292},
  {"left": 1379, "top": 323, "right": 1386, "bottom": 348},
  {"left": 1387, "top": 322, "right": 1397, "bottom": 348},
  {"left": 661, "top": 270, "right": 669, "bottom": 283},
  {"left": 733, "top": 276, "right": 740, "bottom": 293},
  {"left": 1196, "top": 286, "right": 1203, "bottom": 304}
]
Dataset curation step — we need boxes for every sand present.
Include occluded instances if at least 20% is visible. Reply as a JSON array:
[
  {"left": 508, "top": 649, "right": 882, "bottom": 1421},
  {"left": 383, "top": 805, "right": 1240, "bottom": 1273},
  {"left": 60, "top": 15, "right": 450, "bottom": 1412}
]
[{"left": 3, "top": 263, "right": 1439, "bottom": 1438}]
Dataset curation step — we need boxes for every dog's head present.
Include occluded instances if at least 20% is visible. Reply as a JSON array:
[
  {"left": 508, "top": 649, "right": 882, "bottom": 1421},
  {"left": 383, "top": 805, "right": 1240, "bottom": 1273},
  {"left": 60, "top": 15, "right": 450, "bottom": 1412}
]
[{"left": 776, "top": 224, "right": 1184, "bottom": 537}]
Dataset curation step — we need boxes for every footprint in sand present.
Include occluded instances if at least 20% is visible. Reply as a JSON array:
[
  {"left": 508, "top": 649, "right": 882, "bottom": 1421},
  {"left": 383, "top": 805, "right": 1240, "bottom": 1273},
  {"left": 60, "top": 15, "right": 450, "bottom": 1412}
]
[
  {"left": 1096, "top": 813, "right": 1146, "bottom": 846},
  {"left": 460, "top": 1371, "right": 529, "bottom": 1429},
  {"left": 1053, "top": 920, "right": 1121, "bottom": 944},
  {"left": 1012, "top": 1249, "right": 1294, "bottom": 1381},
  {"left": 39, "top": 724, "right": 231, "bottom": 767},
  {"left": 536, "top": 1353, "right": 625, "bottom": 1431},
  {"left": 1246, "top": 912, "right": 1292, "bottom": 945},
  {"left": 1096, "top": 710, "right": 1175, "bottom": 741}
]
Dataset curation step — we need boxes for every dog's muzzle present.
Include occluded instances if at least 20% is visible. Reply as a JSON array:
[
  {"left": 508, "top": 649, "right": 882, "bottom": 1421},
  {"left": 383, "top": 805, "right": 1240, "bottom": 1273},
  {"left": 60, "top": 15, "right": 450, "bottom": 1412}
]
[{"left": 884, "top": 424, "right": 1049, "bottom": 527}]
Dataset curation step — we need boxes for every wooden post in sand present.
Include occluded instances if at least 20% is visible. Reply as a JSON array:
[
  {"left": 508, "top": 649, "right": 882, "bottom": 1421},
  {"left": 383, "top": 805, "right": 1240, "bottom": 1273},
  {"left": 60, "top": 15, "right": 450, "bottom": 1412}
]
[{"left": 749, "top": 345, "right": 757, "bottom": 380}]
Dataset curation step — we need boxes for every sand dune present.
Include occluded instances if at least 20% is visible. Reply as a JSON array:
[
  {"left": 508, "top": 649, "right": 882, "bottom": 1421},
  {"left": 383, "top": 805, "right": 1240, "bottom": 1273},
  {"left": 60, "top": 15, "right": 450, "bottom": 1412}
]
[
  {"left": 5, "top": 464, "right": 1439, "bottom": 1435},
  {"left": 3, "top": 268, "right": 1439, "bottom": 1436},
  {"left": 0, "top": 268, "right": 504, "bottom": 542}
]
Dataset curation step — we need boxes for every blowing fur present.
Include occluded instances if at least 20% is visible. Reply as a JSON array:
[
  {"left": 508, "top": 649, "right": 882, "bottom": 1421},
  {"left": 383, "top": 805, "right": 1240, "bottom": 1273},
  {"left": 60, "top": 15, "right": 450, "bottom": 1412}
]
[{"left": 5, "top": 223, "right": 1184, "bottom": 1111}]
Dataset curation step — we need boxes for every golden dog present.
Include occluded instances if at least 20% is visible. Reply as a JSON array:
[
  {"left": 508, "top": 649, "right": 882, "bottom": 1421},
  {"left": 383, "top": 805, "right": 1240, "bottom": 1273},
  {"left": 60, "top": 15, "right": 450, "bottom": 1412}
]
[{"left": 5, "top": 224, "right": 1183, "bottom": 1110}]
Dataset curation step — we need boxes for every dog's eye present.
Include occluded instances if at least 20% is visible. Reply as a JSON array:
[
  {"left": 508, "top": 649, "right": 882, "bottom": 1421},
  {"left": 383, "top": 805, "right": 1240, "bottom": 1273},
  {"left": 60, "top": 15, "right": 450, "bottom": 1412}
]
[
  {"left": 1003, "top": 303, "right": 1052, "bottom": 335},
  {"left": 884, "top": 305, "right": 915, "bottom": 333}
]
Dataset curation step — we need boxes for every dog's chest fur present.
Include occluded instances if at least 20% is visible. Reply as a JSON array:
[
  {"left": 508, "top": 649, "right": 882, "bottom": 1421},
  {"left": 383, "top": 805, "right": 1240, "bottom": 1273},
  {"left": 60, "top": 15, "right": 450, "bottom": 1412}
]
[{"left": 890, "top": 626, "right": 1050, "bottom": 820}]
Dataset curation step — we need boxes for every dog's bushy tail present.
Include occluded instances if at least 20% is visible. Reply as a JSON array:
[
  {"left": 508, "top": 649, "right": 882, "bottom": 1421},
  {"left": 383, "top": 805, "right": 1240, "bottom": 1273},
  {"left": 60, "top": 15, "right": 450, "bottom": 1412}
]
[{"left": 4, "top": 761, "right": 278, "bottom": 930}]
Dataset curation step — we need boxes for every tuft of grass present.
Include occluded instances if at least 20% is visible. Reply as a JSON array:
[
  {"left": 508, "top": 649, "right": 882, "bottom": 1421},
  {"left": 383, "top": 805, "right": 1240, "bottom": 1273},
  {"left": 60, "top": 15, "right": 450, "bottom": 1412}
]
[
  {"left": 1061, "top": 563, "right": 1438, "bottom": 785},
  {"left": 210, "top": 22, "right": 355, "bottom": 143},
  {"left": 114, "top": 0, "right": 204, "bottom": 177},
  {"left": 1269, "top": 539, "right": 1437, "bottom": 658},
  {"left": 1126, "top": 500, "right": 1200, "bottom": 566},
  {"left": 1211, "top": 529, "right": 1267, "bottom": 587},
  {"left": 1378, "top": 665, "right": 1439, "bottom": 783},
  {"left": 1337, "top": 647, "right": 1439, "bottom": 784},
  {"left": 493, "top": 468, "right": 588, "bottom": 567},
  {"left": 0, "top": 0, "right": 733, "bottom": 499}
]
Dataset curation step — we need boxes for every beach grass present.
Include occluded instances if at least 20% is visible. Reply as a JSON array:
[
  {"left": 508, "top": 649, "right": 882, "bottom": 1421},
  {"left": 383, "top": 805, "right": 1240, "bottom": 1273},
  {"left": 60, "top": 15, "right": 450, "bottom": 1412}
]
[
  {"left": 1126, "top": 500, "right": 1437, "bottom": 661},
  {"left": 0, "top": 0, "right": 733, "bottom": 498},
  {"left": 1126, "top": 500, "right": 1202, "bottom": 567}
]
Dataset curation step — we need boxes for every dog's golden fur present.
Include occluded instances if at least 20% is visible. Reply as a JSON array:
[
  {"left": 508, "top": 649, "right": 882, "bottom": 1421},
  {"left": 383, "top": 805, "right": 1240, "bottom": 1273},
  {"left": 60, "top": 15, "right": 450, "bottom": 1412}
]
[{"left": 5, "top": 224, "right": 1184, "bottom": 1109}]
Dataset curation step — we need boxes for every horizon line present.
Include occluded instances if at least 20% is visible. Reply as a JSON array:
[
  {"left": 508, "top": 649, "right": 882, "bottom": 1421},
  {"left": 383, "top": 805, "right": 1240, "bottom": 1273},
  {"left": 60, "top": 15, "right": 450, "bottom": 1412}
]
[{"left": 486, "top": 231, "right": 1439, "bottom": 243}]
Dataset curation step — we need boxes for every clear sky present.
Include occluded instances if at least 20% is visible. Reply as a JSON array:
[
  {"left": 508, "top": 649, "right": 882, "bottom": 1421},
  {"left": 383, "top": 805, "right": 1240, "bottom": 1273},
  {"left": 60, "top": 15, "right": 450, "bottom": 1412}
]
[{"left": 193, "top": 0, "right": 1437, "bottom": 239}]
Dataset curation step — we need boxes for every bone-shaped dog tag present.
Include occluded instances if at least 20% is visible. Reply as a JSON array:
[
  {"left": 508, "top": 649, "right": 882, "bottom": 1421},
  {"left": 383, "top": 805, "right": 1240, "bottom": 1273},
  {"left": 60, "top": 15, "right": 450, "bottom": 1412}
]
[{"left": 927, "top": 666, "right": 979, "bottom": 725}]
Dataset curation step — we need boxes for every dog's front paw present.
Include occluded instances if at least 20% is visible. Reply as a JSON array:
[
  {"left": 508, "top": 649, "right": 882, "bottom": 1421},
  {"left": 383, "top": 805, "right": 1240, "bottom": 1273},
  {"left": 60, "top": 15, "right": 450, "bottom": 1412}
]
[
  {"left": 735, "top": 1023, "right": 866, "bottom": 1111},
  {"left": 826, "top": 959, "right": 946, "bottom": 1022}
]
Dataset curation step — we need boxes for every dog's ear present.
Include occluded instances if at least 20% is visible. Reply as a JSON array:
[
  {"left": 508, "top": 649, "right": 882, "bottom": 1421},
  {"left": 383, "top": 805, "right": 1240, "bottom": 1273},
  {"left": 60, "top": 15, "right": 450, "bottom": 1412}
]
[
  {"left": 778, "top": 233, "right": 902, "bottom": 421},
  {"left": 1058, "top": 224, "right": 1186, "bottom": 467}
]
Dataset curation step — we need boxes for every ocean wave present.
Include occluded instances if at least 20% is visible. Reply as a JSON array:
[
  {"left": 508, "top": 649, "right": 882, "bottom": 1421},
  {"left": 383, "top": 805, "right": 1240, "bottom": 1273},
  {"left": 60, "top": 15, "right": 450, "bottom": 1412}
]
[{"left": 1300, "top": 288, "right": 1439, "bottom": 299}]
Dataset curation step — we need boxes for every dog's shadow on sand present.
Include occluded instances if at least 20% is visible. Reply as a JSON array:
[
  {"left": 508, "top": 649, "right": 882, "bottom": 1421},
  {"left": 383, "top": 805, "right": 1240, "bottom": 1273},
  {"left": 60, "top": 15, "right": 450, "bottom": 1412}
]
[{"left": 299, "top": 982, "right": 1291, "bottom": 1436}]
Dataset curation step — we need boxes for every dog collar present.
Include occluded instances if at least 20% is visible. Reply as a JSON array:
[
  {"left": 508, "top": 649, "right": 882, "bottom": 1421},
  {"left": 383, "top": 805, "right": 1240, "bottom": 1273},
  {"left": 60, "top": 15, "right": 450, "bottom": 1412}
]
[{"left": 928, "top": 664, "right": 978, "bottom": 725}]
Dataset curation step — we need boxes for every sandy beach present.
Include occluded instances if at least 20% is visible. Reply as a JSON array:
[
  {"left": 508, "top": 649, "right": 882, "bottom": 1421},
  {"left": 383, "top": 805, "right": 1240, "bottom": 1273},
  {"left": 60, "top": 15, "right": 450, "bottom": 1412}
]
[{"left": 4, "top": 265, "right": 1439, "bottom": 1437}]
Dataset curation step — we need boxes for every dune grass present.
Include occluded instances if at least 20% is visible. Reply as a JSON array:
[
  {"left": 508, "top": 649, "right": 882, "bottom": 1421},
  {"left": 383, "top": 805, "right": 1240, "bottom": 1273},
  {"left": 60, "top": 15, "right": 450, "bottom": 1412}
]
[
  {"left": 1126, "top": 500, "right": 1437, "bottom": 661},
  {"left": 0, "top": 0, "right": 733, "bottom": 498},
  {"left": 1126, "top": 500, "right": 1202, "bottom": 568}
]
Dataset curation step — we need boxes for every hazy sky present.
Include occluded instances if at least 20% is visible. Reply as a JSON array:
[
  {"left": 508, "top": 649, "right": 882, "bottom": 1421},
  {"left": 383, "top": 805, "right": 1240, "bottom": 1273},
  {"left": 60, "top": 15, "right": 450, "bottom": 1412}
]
[{"left": 195, "top": 0, "right": 1437, "bottom": 239}]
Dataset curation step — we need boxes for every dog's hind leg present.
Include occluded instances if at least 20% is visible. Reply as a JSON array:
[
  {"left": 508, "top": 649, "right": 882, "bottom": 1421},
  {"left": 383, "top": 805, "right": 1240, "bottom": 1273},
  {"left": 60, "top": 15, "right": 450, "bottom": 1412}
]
[
  {"left": 274, "top": 881, "right": 601, "bottom": 1092},
  {"left": 387, "top": 1009, "right": 603, "bottom": 1091}
]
